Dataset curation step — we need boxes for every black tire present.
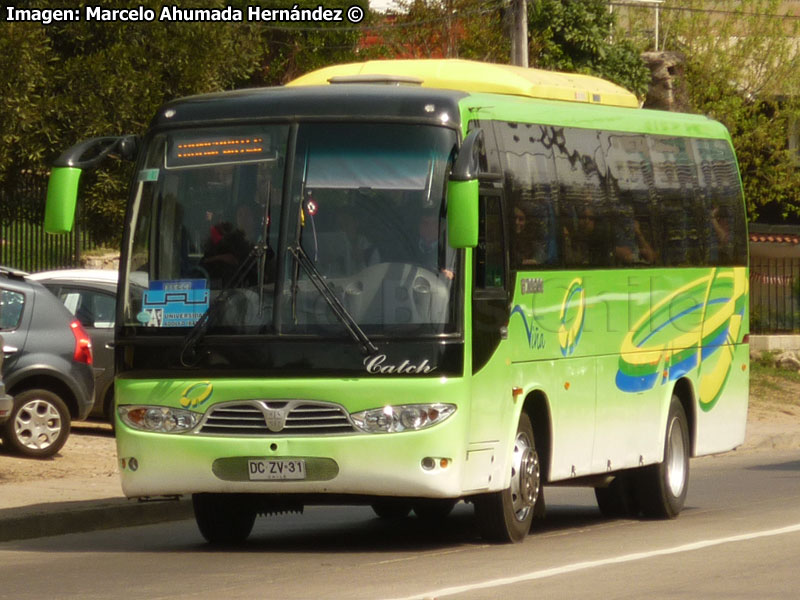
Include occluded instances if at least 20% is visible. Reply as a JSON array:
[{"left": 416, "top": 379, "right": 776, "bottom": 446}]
[
  {"left": 636, "top": 395, "right": 690, "bottom": 519},
  {"left": 371, "top": 500, "right": 412, "bottom": 519},
  {"left": 594, "top": 472, "right": 638, "bottom": 518},
  {"left": 103, "top": 389, "right": 116, "bottom": 433},
  {"left": 412, "top": 499, "right": 457, "bottom": 521},
  {"left": 474, "top": 413, "right": 542, "bottom": 543},
  {"left": 192, "top": 494, "right": 257, "bottom": 545},
  {"left": 1, "top": 389, "right": 71, "bottom": 458}
]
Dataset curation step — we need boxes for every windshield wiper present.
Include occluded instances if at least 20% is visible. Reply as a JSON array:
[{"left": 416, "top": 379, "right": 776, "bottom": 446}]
[
  {"left": 180, "top": 238, "right": 271, "bottom": 367},
  {"left": 288, "top": 244, "right": 378, "bottom": 356}
]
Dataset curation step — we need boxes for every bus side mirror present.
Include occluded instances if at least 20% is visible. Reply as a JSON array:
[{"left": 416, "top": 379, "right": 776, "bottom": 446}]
[
  {"left": 45, "top": 167, "right": 82, "bottom": 234},
  {"left": 447, "top": 129, "right": 483, "bottom": 248},
  {"left": 44, "top": 135, "right": 139, "bottom": 234},
  {"left": 447, "top": 180, "right": 478, "bottom": 248}
]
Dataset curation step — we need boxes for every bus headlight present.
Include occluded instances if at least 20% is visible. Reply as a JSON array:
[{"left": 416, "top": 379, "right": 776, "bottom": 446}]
[
  {"left": 351, "top": 404, "right": 456, "bottom": 434},
  {"left": 118, "top": 405, "right": 200, "bottom": 433}
]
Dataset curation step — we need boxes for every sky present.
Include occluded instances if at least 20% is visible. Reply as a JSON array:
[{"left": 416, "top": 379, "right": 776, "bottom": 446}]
[{"left": 369, "top": 0, "right": 401, "bottom": 13}]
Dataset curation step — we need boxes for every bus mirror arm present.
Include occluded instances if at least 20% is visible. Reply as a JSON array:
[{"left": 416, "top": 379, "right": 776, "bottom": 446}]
[
  {"left": 450, "top": 129, "right": 484, "bottom": 182},
  {"left": 54, "top": 135, "right": 140, "bottom": 169},
  {"left": 45, "top": 135, "right": 139, "bottom": 235},
  {"left": 446, "top": 130, "right": 486, "bottom": 249}
]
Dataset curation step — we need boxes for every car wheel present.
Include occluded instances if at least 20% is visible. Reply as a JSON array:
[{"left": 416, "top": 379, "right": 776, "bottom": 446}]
[
  {"left": 2, "top": 389, "right": 71, "bottom": 458},
  {"left": 103, "top": 390, "right": 116, "bottom": 432}
]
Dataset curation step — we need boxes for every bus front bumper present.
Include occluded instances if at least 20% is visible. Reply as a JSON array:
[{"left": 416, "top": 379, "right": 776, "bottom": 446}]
[{"left": 116, "top": 422, "right": 468, "bottom": 500}]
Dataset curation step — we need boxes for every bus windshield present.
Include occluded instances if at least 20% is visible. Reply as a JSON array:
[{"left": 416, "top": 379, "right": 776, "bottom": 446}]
[{"left": 124, "top": 122, "right": 460, "bottom": 339}]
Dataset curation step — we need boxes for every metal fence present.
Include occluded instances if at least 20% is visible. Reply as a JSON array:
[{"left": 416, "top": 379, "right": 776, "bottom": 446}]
[
  {"left": 750, "top": 256, "right": 800, "bottom": 333},
  {"left": 0, "top": 174, "right": 98, "bottom": 272}
]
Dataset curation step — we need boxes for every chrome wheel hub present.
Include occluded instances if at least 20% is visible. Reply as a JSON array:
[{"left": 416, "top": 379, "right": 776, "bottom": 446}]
[
  {"left": 14, "top": 399, "right": 63, "bottom": 451},
  {"left": 666, "top": 415, "right": 687, "bottom": 498},
  {"left": 510, "top": 430, "right": 540, "bottom": 522}
]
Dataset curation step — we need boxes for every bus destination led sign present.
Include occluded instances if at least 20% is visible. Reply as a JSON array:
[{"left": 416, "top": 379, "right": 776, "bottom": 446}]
[{"left": 167, "top": 136, "right": 272, "bottom": 168}]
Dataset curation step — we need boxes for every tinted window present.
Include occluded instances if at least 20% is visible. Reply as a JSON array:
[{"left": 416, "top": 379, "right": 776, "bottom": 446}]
[
  {"left": 648, "top": 136, "right": 704, "bottom": 265},
  {"left": 58, "top": 287, "right": 116, "bottom": 328},
  {"left": 0, "top": 289, "right": 24, "bottom": 330},
  {"left": 496, "top": 123, "right": 560, "bottom": 269},
  {"left": 476, "top": 195, "right": 506, "bottom": 289},
  {"left": 694, "top": 138, "right": 747, "bottom": 265},
  {"left": 493, "top": 120, "right": 745, "bottom": 269}
]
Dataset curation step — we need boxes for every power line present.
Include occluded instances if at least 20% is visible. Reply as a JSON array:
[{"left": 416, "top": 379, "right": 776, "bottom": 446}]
[{"left": 609, "top": 1, "right": 800, "bottom": 20}]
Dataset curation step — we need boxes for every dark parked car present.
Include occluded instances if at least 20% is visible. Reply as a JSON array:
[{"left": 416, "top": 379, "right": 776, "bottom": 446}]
[
  {"left": 0, "top": 334, "right": 12, "bottom": 425},
  {"left": 29, "top": 269, "right": 118, "bottom": 423},
  {"left": 0, "top": 266, "right": 95, "bottom": 457}
]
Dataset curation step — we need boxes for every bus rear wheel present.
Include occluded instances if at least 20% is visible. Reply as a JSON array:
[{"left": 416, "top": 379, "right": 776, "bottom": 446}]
[
  {"left": 193, "top": 493, "right": 256, "bottom": 545},
  {"left": 474, "top": 413, "right": 541, "bottom": 543},
  {"left": 637, "top": 395, "right": 690, "bottom": 519}
]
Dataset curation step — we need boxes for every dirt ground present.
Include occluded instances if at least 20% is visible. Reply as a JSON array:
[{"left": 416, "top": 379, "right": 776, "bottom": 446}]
[
  {"left": 748, "top": 373, "right": 800, "bottom": 423},
  {"left": 1, "top": 378, "right": 799, "bottom": 486},
  {"left": 0, "top": 421, "right": 117, "bottom": 485}
]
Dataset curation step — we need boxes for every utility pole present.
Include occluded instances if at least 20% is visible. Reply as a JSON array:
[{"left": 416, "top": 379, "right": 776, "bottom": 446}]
[{"left": 510, "top": 0, "right": 528, "bottom": 67}]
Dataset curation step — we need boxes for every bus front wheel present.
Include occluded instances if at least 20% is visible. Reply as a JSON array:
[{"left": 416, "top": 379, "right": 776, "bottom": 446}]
[
  {"left": 474, "top": 413, "right": 542, "bottom": 543},
  {"left": 637, "top": 395, "right": 690, "bottom": 519},
  {"left": 193, "top": 493, "right": 256, "bottom": 545}
]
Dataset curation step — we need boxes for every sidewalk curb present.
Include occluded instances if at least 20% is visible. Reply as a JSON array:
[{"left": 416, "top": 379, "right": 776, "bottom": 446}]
[
  {"left": 1, "top": 430, "right": 797, "bottom": 543},
  {"left": 0, "top": 496, "right": 193, "bottom": 543}
]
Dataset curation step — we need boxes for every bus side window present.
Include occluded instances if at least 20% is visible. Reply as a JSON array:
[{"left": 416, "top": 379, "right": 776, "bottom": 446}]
[
  {"left": 695, "top": 138, "right": 746, "bottom": 266},
  {"left": 476, "top": 195, "right": 506, "bottom": 289}
]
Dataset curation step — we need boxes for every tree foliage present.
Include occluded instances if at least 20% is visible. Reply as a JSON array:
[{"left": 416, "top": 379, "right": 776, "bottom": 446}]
[
  {"left": 375, "top": 0, "right": 509, "bottom": 61},
  {"left": 0, "top": 23, "right": 53, "bottom": 185},
  {"left": 660, "top": 0, "right": 800, "bottom": 221},
  {"left": 0, "top": 0, "right": 365, "bottom": 244},
  {"left": 379, "top": 0, "right": 649, "bottom": 99},
  {"left": 528, "top": 0, "right": 651, "bottom": 99}
]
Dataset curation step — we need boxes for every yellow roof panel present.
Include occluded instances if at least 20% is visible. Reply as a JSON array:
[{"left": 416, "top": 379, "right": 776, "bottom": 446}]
[{"left": 286, "top": 59, "right": 640, "bottom": 108}]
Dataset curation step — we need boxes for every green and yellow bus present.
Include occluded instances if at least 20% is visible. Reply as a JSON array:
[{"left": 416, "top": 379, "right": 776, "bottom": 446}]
[{"left": 45, "top": 59, "right": 749, "bottom": 544}]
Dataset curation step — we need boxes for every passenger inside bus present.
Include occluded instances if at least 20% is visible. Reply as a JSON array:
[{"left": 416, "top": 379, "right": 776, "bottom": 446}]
[
  {"left": 708, "top": 204, "right": 733, "bottom": 264},
  {"left": 563, "top": 205, "right": 608, "bottom": 266},
  {"left": 416, "top": 207, "right": 454, "bottom": 279},
  {"left": 563, "top": 203, "right": 656, "bottom": 267},
  {"left": 612, "top": 203, "right": 657, "bottom": 265},
  {"left": 335, "top": 208, "right": 381, "bottom": 271},
  {"left": 200, "top": 202, "right": 260, "bottom": 285},
  {"left": 514, "top": 203, "right": 557, "bottom": 266}
]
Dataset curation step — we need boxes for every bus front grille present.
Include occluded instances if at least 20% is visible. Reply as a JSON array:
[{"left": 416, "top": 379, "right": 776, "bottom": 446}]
[{"left": 198, "top": 400, "right": 356, "bottom": 436}]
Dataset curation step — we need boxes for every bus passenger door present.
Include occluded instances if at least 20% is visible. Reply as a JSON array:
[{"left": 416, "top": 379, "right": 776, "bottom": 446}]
[{"left": 466, "top": 189, "right": 515, "bottom": 489}]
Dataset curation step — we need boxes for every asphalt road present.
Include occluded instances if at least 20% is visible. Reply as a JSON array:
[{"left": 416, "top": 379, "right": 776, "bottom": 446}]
[{"left": 1, "top": 449, "right": 799, "bottom": 599}]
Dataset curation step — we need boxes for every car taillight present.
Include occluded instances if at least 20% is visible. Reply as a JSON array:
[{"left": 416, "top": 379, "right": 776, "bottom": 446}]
[{"left": 70, "top": 320, "right": 93, "bottom": 365}]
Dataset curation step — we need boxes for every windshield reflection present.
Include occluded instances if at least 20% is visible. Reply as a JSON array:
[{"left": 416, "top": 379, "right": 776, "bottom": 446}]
[{"left": 125, "top": 122, "right": 460, "bottom": 339}]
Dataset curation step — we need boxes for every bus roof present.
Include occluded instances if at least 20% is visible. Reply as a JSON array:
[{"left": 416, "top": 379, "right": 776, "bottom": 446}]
[
  {"left": 286, "top": 59, "right": 641, "bottom": 109},
  {"left": 150, "top": 85, "right": 465, "bottom": 128},
  {"left": 458, "top": 92, "right": 731, "bottom": 141}
]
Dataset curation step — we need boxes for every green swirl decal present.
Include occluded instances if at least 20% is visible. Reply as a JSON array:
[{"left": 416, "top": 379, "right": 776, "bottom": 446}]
[
  {"left": 180, "top": 381, "right": 213, "bottom": 408},
  {"left": 616, "top": 268, "right": 747, "bottom": 411},
  {"left": 558, "top": 277, "right": 586, "bottom": 357}
]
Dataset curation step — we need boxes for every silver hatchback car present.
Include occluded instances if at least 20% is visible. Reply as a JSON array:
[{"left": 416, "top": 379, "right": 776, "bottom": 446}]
[{"left": 28, "top": 269, "right": 118, "bottom": 423}]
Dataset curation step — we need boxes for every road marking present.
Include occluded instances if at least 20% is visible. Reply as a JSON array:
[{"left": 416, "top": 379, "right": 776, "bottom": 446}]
[{"left": 386, "top": 522, "right": 800, "bottom": 600}]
